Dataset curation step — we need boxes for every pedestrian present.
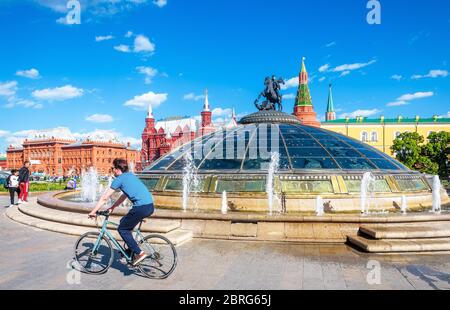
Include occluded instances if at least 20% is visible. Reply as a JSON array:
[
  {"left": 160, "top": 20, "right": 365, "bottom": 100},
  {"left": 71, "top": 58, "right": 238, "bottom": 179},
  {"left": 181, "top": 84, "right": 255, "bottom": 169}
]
[
  {"left": 6, "top": 169, "right": 20, "bottom": 207},
  {"left": 18, "top": 161, "right": 31, "bottom": 204}
]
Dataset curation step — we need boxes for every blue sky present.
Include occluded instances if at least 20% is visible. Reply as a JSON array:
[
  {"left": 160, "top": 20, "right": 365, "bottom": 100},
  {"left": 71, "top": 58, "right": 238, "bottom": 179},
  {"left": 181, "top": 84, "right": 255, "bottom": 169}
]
[{"left": 0, "top": 0, "right": 449, "bottom": 153}]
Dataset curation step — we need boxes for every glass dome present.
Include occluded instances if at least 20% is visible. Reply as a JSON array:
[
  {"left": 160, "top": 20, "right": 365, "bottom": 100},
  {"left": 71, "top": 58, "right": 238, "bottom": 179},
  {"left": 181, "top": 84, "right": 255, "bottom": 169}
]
[{"left": 143, "top": 122, "right": 409, "bottom": 174}]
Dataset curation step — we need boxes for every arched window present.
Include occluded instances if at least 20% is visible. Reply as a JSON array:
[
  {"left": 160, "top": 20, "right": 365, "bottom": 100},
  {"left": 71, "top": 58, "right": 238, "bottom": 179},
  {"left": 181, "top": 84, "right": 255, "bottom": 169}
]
[
  {"left": 371, "top": 132, "right": 378, "bottom": 142},
  {"left": 361, "top": 131, "right": 369, "bottom": 142}
]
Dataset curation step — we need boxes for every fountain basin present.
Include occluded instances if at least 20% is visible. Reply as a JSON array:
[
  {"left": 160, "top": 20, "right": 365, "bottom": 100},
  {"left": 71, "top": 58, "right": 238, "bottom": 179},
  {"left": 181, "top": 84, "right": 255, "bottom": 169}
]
[{"left": 34, "top": 191, "right": 450, "bottom": 243}]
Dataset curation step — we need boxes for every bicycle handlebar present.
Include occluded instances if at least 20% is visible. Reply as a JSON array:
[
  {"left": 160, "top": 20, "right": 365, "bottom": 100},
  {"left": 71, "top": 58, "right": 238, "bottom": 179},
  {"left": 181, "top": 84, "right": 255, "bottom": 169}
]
[{"left": 96, "top": 210, "right": 110, "bottom": 217}]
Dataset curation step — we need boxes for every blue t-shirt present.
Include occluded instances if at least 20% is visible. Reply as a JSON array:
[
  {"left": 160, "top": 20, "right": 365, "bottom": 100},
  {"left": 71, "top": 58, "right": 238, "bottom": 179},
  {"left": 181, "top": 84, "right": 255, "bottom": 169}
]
[{"left": 111, "top": 173, "right": 153, "bottom": 207}]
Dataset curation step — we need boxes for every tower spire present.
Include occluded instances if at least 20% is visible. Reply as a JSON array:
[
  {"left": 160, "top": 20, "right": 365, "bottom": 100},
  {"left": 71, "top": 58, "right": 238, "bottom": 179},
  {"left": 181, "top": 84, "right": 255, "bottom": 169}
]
[
  {"left": 327, "top": 84, "right": 334, "bottom": 113},
  {"left": 203, "top": 89, "right": 210, "bottom": 112},
  {"left": 300, "top": 57, "right": 308, "bottom": 85},
  {"left": 148, "top": 103, "right": 153, "bottom": 119},
  {"left": 199, "top": 88, "right": 214, "bottom": 136},
  {"left": 325, "top": 84, "right": 336, "bottom": 122},
  {"left": 293, "top": 57, "right": 320, "bottom": 127},
  {"left": 296, "top": 57, "right": 313, "bottom": 107}
]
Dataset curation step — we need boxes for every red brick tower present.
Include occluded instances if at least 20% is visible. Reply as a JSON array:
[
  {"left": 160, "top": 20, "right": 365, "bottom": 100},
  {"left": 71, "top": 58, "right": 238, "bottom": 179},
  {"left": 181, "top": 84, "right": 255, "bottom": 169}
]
[
  {"left": 199, "top": 89, "right": 216, "bottom": 136},
  {"left": 293, "top": 57, "right": 321, "bottom": 127},
  {"left": 141, "top": 104, "right": 157, "bottom": 166}
]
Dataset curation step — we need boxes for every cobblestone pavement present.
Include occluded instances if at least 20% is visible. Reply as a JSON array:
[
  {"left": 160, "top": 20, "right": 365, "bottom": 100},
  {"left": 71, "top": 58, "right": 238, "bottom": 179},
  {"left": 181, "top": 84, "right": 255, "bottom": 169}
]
[{"left": 1, "top": 195, "right": 450, "bottom": 290}]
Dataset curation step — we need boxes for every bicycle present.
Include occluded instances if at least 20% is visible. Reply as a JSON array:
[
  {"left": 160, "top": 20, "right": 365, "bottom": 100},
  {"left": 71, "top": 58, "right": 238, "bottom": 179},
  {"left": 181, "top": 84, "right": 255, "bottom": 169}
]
[{"left": 74, "top": 211, "right": 177, "bottom": 279}]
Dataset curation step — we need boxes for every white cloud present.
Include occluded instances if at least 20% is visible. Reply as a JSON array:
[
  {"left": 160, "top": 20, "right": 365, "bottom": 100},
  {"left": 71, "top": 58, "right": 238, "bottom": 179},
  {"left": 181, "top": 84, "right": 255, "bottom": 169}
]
[
  {"left": 36, "top": 0, "right": 153, "bottom": 20},
  {"left": 325, "top": 41, "right": 336, "bottom": 48},
  {"left": 16, "top": 68, "right": 41, "bottom": 79},
  {"left": 183, "top": 93, "right": 205, "bottom": 101},
  {"left": 5, "top": 98, "right": 43, "bottom": 109},
  {"left": 318, "top": 77, "right": 326, "bottom": 82},
  {"left": 35, "top": 0, "right": 68, "bottom": 13},
  {"left": 397, "top": 92, "right": 434, "bottom": 101},
  {"left": 114, "top": 44, "right": 131, "bottom": 53},
  {"left": 319, "top": 64, "right": 330, "bottom": 73},
  {"left": 153, "top": 0, "right": 167, "bottom": 8},
  {"left": 32, "top": 85, "right": 84, "bottom": 101},
  {"left": 386, "top": 101, "right": 408, "bottom": 107},
  {"left": 386, "top": 91, "right": 434, "bottom": 107},
  {"left": 95, "top": 35, "right": 114, "bottom": 42},
  {"left": 332, "top": 60, "right": 377, "bottom": 72},
  {"left": 136, "top": 66, "right": 158, "bottom": 84},
  {"left": 340, "top": 109, "right": 381, "bottom": 118},
  {"left": 124, "top": 91, "right": 168, "bottom": 110},
  {"left": 85, "top": 114, "right": 114, "bottom": 123},
  {"left": 55, "top": 16, "right": 71, "bottom": 25},
  {"left": 125, "top": 31, "right": 134, "bottom": 38},
  {"left": 0, "top": 81, "right": 18, "bottom": 97},
  {"left": 411, "top": 70, "right": 448, "bottom": 79},
  {"left": 283, "top": 94, "right": 296, "bottom": 100},
  {"left": 391, "top": 74, "right": 403, "bottom": 81},
  {"left": 339, "top": 71, "right": 351, "bottom": 77},
  {"left": 280, "top": 77, "right": 299, "bottom": 90},
  {"left": 212, "top": 108, "right": 232, "bottom": 117},
  {"left": 134, "top": 35, "right": 155, "bottom": 53}
]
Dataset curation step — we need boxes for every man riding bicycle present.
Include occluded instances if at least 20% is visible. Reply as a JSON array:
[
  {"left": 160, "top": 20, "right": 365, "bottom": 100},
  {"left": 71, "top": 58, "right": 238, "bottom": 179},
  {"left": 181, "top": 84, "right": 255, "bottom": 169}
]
[{"left": 89, "top": 158, "right": 154, "bottom": 266}]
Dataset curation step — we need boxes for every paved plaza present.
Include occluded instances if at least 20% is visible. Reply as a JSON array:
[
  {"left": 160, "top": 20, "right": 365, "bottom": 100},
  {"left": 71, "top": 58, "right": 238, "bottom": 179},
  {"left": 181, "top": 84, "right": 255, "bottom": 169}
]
[{"left": 1, "top": 195, "right": 450, "bottom": 290}]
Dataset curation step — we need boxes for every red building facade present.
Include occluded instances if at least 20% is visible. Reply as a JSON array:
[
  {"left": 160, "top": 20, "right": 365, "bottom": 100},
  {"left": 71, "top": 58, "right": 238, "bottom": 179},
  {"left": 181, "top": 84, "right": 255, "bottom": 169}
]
[
  {"left": 141, "top": 90, "right": 217, "bottom": 168},
  {"left": 6, "top": 138, "right": 140, "bottom": 176}
]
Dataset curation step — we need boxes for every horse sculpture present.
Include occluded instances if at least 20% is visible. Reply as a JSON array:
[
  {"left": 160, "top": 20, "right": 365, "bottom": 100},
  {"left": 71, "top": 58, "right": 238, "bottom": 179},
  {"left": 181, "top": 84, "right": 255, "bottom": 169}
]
[{"left": 254, "top": 76, "right": 285, "bottom": 112}]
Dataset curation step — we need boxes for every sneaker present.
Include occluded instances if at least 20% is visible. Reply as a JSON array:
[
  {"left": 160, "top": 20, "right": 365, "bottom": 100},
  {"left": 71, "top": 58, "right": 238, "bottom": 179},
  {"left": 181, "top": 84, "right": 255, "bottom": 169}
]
[
  {"left": 9, "top": 205, "right": 14, "bottom": 208},
  {"left": 17, "top": 199, "right": 23, "bottom": 204},
  {"left": 132, "top": 252, "right": 148, "bottom": 266}
]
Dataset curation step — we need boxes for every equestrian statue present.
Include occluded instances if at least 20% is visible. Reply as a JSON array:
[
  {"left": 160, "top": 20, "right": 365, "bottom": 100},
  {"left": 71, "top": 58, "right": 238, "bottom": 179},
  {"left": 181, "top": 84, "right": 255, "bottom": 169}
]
[{"left": 254, "top": 75, "right": 285, "bottom": 112}]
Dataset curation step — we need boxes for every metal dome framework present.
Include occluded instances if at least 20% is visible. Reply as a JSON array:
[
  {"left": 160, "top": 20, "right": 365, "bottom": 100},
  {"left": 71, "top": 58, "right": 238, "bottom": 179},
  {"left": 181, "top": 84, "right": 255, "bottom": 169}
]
[{"left": 143, "top": 123, "right": 410, "bottom": 174}]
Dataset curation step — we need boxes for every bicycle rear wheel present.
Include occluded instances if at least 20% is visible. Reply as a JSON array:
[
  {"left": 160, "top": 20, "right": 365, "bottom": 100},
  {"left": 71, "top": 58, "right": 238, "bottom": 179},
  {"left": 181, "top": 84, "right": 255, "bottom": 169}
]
[
  {"left": 74, "top": 232, "right": 114, "bottom": 274},
  {"left": 137, "top": 234, "right": 177, "bottom": 279}
]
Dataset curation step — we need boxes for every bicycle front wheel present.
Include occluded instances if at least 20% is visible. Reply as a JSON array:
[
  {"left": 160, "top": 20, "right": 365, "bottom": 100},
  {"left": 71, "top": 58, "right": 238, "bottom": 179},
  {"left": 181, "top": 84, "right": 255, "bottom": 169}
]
[
  {"left": 137, "top": 234, "right": 177, "bottom": 279},
  {"left": 74, "top": 232, "right": 114, "bottom": 274}
]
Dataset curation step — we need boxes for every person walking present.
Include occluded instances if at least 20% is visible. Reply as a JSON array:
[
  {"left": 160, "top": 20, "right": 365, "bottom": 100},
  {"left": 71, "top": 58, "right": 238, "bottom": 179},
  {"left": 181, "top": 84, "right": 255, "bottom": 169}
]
[
  {"left": 6, "top": 170, "right": 20, "bottom": 207},
  {"left": 18, "top": 161, "right": 30, "bottom": 204}
]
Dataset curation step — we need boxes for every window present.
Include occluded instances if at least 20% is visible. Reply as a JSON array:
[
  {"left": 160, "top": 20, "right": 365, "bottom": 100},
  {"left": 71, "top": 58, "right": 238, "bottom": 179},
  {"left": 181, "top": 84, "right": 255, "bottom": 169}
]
[
  {"left": 371, "top": 132, "right": 378, "bottom": 142},
  {"left": 361, "top": 131, "right": 369, "bottom": 142}
]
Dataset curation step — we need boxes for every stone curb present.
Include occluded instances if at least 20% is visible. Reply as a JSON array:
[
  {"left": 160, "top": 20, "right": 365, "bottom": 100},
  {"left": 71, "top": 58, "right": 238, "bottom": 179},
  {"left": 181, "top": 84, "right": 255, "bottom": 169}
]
[
  {"left": 5, "top": 205, "right": 193, "bottom": 246},
  {"left": 18, "top": 203, "right": 181, "bottom": 233},
  {"left": 360, "top": 223, "right": 450, "bottom": 239},
  {"left": 348, "top": 235, "right": 450, "bottom": 253}
]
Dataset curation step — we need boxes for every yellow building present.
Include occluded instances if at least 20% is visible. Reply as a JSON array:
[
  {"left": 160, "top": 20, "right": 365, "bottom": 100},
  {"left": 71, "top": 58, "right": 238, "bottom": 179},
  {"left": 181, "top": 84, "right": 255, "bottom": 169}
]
[{"left": 321, "top": 85, "right": 450, "bottom": 156}]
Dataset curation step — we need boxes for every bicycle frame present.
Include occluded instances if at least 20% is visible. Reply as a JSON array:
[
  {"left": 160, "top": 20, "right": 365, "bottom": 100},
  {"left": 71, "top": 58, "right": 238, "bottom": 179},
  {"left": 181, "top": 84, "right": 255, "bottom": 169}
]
[{"left": 92, "top": 217, "right": 153, "bottom": 263}]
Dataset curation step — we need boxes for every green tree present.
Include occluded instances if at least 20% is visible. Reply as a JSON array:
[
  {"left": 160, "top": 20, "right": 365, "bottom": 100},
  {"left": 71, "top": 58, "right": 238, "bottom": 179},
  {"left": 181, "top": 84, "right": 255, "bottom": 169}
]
[
  {"left": 424, "top": 131, "right": 450, "bottom": 178},
  {"left": 391, "top": 132, "right": 439, "bottom": 175}
]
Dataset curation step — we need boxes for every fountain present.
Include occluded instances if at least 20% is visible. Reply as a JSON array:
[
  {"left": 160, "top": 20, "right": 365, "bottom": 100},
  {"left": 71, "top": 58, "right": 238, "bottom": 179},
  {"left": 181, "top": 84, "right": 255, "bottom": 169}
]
[
  {"left": 182, "top": 153, "right": 199, "bottom": 212},
  {"left": 23, "top": 107, "right": 450, "bottom": 245},
  {"left": 360, "top": 172, "right": 376, "bottom": 215},
  {"left": 266, "top": 152, "right": 280, "bottom": 216},
  {"left": 80, "top": 167, "right": 100, "bottom": 202},
  {"left": 129, "top": 161, "right": 135, "bottom": 174},
  {"left": 432, "top": 175, "right": 442, "bottom": 214},
  {"left": 221, "top": 191, "right": 228, "bottom": 215},
  {"left": 315, "top": 196, "right": 324, "bottom": 216},
  {"left": 401, "top": 195, "right": 408, "bottom": 215}
]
